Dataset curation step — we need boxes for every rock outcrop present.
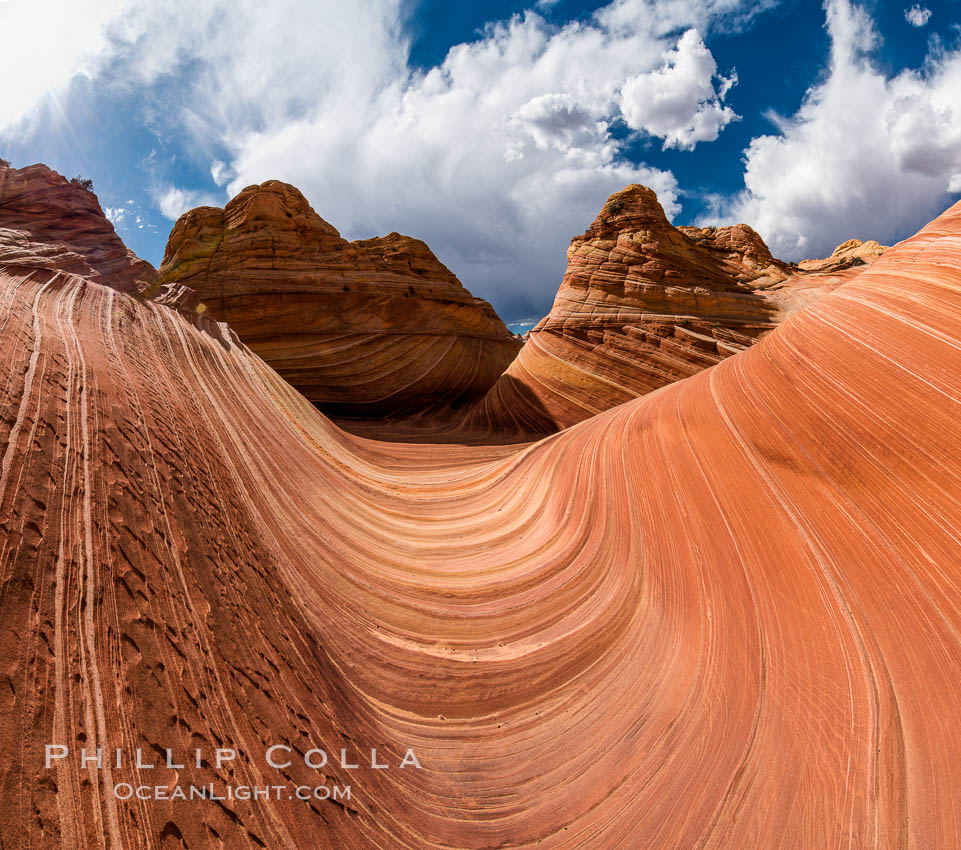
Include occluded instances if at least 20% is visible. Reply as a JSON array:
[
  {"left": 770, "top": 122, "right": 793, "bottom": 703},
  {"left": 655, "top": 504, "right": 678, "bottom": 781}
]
[
  {"left": 464, "top": 185, "right": 884, "bottom": 435},
  {"left": 798, "top": 237, "right": 887, "bottom": 272},
  {"left": 0, "top": 162, "right": 157, "bottom": 293},
  {"left": 4, "top": 163, "right": 961, "bottom": 849},
  {"left": 159, "top": 181, "right": 521, "bottom": 418}
]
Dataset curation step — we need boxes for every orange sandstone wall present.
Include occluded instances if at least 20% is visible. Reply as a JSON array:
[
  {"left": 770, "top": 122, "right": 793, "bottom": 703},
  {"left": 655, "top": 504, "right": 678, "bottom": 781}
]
[{"left": 159, "top": 180, "right": 521, "bottom": 419}]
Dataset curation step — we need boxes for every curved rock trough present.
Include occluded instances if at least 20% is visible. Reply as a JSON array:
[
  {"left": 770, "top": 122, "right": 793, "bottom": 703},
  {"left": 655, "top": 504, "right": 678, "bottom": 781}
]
[{"left": 1, "top": 161, "right": 960, "bottom": 848}]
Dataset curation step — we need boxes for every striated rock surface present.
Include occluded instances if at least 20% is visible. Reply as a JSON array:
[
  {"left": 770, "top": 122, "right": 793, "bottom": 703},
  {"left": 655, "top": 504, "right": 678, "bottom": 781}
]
[
  {"left": 3, "top": 165, "right": 961, "bottom": 848},
  {"left": 464, "top": 185, "right": 882, "bottom": 435},
  {"left": 159, "top": 181, "right": 521, "bottom": 418},
  {"left": 0, "top": 162, "right": 157, "bottom": 293},
  {"left": 798, "top": 237, "right": 888, "bottom": 272}
]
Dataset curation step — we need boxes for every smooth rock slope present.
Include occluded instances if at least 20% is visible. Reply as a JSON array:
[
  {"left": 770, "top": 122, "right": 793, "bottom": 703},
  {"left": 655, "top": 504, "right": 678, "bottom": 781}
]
[
  {"left": 2, "top": 162, "right": 961, "bottom": 848},
  {"left": 159, "top": 181, "right": 521, "bottom": 418}
]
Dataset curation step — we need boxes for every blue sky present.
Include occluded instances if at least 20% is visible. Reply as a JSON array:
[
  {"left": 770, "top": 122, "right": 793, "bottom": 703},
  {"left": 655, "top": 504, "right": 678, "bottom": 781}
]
[{"left": 2, "top": 0, "right": 960, "bottom": 321}]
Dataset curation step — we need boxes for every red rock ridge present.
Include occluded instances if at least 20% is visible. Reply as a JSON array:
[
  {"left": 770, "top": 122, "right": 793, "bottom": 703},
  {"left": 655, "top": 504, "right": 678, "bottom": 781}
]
[
  {"left": 159, "top": 180, "right": 521, "bottom": 418},
  {"left": 0, "top": 162, "right": 157, "bottom": 293},
  {"left": 463, "top": 184, "right": 885, "bottom": 435}
]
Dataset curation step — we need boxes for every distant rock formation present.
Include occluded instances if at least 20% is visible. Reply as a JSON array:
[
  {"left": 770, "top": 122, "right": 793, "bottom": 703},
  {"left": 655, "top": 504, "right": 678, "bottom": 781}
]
[
  {"left": 797, "top": 237, "right": 888, "bottom": 272},
  {"left": 159, "top": 181, "right": 521, "bottom": 418},
  {"left": 0, "top": 162, "right": 157, "bottom": 293},
  {"left": 464, "top": 184, "right": 884, "bottom": 435}
]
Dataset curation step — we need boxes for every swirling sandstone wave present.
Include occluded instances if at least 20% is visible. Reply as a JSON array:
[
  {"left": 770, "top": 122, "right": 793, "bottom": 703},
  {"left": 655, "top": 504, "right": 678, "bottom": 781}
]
[
  {"left": 2, "top": 162, "right": 961, "bottom": 848},
  {"left": 158, "top": 180, "right": 521, "bottom": 418},
  {"left": 465, "top": 185, "right": 885, "bottom": 435}
]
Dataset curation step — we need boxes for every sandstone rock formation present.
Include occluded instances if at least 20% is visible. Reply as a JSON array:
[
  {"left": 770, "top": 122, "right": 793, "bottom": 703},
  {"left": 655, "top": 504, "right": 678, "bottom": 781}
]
[
  {"left": 797, "top": 236, "right": 887, "bottom": 272},
  {"left": 0, "top": 162, "right": 157, "bottom": 293},
  {"left": 3, "top": 163, "right": 961, "bottom": 848},
  {"left": 464, "top": 185, "right": 884, "bottom": 435},
  {"left": 159, "top": 181, "right": 521, "bottom": 418}
]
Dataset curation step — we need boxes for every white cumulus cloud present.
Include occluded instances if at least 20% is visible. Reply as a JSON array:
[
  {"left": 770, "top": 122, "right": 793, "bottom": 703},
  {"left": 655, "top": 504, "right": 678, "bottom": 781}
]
[
  {"left": 710, "top": 0, "right": 961, "bottom": 261},
  {"left": 619, "top": 29, "right": 738, "bottom": 150},
  {"left": 153, "top": 186, "right": 220, "bottom": 221},
  {"left": 210, "top": 159, "right": 236, "bottom": 187},
  {"left": 208, "top": 6, "right": 747, "bottom": 315},
  {"left": 509, "top": 93, "right": 601, "bottom": 155},
  {"left": 904, "top": 5, "right": 932, "bottom": 27},
  {"left": 1, "top": 0, "right": 761, "bottom": 316}
]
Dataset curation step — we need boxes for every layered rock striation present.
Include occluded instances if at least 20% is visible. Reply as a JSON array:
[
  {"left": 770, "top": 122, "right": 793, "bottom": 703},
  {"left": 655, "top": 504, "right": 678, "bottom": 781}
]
[
  {"left": 464, "top": 185, "right": 884, "bottom": 435},
  {"left": 0, "top": 162, "right": 157, "bottom": 293},
  {"left": 3, "top": 163, "right": 960, "bottom": 848},
  {"left": 798, "top": 236, "right": 887, "bottom": 272},
  {"left": 159, "top": 181, "right": 521, "bottom": 418}
]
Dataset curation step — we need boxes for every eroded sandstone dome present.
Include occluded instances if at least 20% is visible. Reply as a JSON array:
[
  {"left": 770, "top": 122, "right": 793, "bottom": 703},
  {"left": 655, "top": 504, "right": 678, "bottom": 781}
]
[
  {"left": 159, "top": 180, "right": 521, "bottom": 418},
  {"left": 464, "top": 184, "right": 884, "bottom": 435}
]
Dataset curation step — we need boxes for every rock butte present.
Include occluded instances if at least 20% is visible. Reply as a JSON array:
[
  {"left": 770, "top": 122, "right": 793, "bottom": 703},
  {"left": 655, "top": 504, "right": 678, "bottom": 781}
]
[
  {"left": 2, "top": 160, "right": 961, "bottom": 848},
  {"left": 463, "top": 184, "right": 885, "bottom": 435},
  {"left": 158, "top": 180, "right": 521, "bottom": 419}
]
